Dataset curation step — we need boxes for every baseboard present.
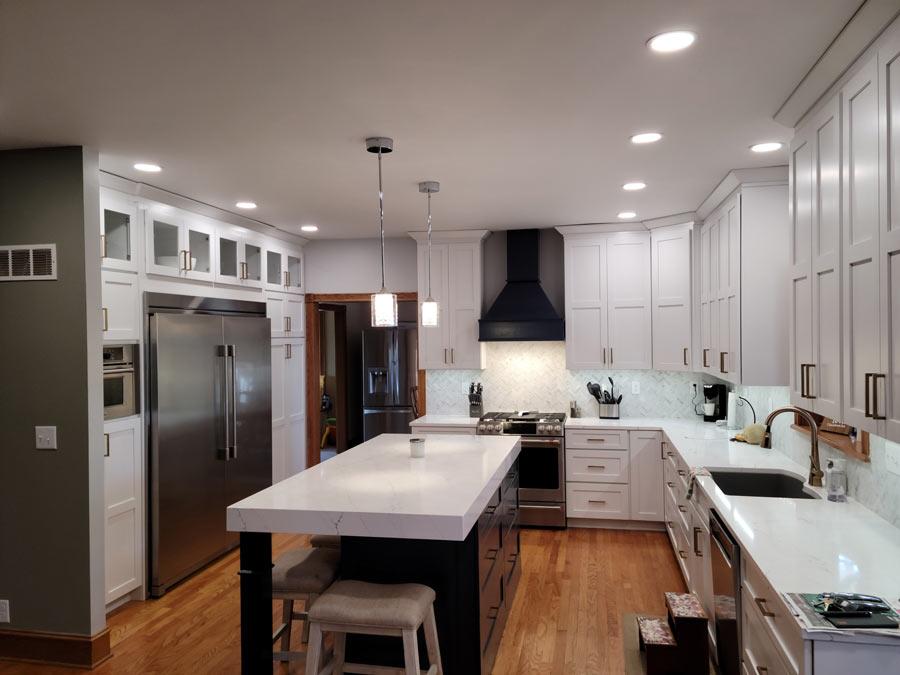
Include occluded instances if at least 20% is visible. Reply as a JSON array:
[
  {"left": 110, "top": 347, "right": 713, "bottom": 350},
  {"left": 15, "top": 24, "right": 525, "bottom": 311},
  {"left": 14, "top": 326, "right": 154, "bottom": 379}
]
[
  {"left": 0, "top": 626, "right": 111, "bottom": 669},
  {"left": 567, "top": 518, "right": 666, "bottom": 532}
]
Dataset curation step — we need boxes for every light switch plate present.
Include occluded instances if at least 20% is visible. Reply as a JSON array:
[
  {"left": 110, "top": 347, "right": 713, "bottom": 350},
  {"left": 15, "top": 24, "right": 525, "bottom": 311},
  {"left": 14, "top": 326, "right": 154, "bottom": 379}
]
[
  {"left": 0, "top": 599, "right": 9, "bottom": 623},
  {"left": 885, "top": 441, "right": 900, "bottom": 476},
  {"left": 35, "top": 426, "right": 57, "bottom": 450}
]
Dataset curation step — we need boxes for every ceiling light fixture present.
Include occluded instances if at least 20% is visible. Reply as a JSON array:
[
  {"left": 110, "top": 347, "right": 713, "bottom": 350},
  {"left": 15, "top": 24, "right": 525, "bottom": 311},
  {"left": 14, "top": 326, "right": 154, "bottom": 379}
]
[
  {"left": 623, "top": 182, "right": 646, "bottom": 191},
  {"left": 366, "top": 136, "right": 398, "bottom": 328},
  {"left": 134, "top": 162, "right": 161, "bottom": 173},
  {"left": 750, "top": 142, "right": 783, "bottom": 153},
  {"left": 617, "top": 211, "right": 637, "bottom": 220},
  {"left": 647, "top": 30, "right": 696, "bottom": 53},
  {"left": 300, "top": 224, "right": 319, "bottom": 233},
  {"left": 418, "top": 181, "right": 440, "bottom": 328},
  {"left": 631, "top": 132, "right": 662, "bottom": 144},
  {"left": 235, "top": 201, "right": 257, "bottom": 209}
]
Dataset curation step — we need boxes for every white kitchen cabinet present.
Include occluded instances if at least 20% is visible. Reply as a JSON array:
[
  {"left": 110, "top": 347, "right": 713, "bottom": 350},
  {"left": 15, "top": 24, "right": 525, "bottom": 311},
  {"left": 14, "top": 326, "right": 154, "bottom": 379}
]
[
  {"left": 697, "top": 178, "right": 789, "bottom": 385},
  {"left": 271, "top": 338, "right": 306, "bottom": 483},
  {"left": 264, "top": 244, "right": 303, "bottom": 294},
  {"left": 559, "top": 227, "right": 651, "bottom": 370},
  {"left": 100, "top": 189, "right": 139, "bottom": 273},
  {"left": 789, "top": 98, "right": 842, "bottom": 419},
  {"left": 145, "top": 206, "right": 217, "bottom": 282},
  {"left": 628, "top": 430, "right": 664, "bottom": 521},
  {"left": 104, "top": 415, "right": 143, "bottom": 604},
  {"left": 267, "top": 291, "right": 304, "bottom": 339},
  {"left": 216, "top": 229, "right": 265, "bottom": 289},
  {"left": 411, "top": 230, "right": 488, "bottom": 370},
  {"left": 102, "top": 270, "right": 141, "bottom": 342},
  {"left": 651, "top": 223, "right": 693, "bottom": 371},
  {"left": 688, "top": 502, "right": 713, "bottom": 642}
]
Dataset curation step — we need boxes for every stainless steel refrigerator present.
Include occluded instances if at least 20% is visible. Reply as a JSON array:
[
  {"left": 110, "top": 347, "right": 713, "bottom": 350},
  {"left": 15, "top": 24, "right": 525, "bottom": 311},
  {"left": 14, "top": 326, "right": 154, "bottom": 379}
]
[
  {"left": 146, "top": 293, "right": 272, "bottom": 596},
  {"left": 362, "top": 325, "right": 418, "bottom": 441}
]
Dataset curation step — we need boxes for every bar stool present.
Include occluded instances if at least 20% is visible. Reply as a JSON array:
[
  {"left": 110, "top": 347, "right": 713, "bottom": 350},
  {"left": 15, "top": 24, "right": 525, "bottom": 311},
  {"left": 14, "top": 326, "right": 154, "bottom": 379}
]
[
  {"left": 309, "top": 534, "right": 341, "bottom": 550},
  {"left": 271, "top": 546, "right": 340, "bottom": 662},
  {"left": 305, "top": 579, "right": 442, "bottom": 675}
]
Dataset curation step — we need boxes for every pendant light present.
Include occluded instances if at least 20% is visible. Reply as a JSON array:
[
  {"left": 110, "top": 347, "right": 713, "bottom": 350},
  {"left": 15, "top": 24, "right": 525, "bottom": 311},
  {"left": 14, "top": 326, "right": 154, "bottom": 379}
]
[
  {"left": 366, "top": 137, "right": 398, "bottom": 327},
  {"left": 418, "top": 181, "right": 440, "bottom": 327}
]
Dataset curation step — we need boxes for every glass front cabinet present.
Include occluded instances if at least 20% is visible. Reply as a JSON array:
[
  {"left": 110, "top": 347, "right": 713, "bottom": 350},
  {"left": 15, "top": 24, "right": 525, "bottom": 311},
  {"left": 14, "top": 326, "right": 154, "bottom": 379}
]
[
  {"left": 264, "top": 244, "right": 304, "bottom": 294},
  {"left": 216, "top": 228, "right": 265, "bottom": 289},
  {"left": 145, "top": 206, "right": 217, "bottom": 282},
  {"left": 100, "top": 191, "right": 139, "bottom": 272}
]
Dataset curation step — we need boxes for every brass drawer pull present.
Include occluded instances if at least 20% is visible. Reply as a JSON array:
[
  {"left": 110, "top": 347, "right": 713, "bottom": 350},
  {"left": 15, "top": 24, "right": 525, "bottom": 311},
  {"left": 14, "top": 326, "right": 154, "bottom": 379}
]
[
  {"left": 678, "top": 550, "right": 687, "bottom": 560},
  {"left": 693, "top": 527, "right": 703, "bottom": 556},
  {"left": 667, "top": 481, "right": 675, "bottom": 488},
  {"left": 702, "top": 348, "right": 709, "bottom": 368},
  {"left": 587, "top": 465, "right": 607, "bottom": 470},
  {"left": 102, "top": 307, "right": 109, "bottom": 332},
  {"left": 588, "top": 499, "right": 607, "bottom": 505},
  {"left": 285, "top": 316, "right": 291, "bottom": 333},
  {"left": 240, "top": 261, "right": 248, "bottom": 280},
  {"left": 872, "top": 373, "right": 886, "bottom": 420},
  {"left": 285, "top": 343, "right": 292, "bottom": 360},
  {"left": 610, "top": 348, "right": 614, "bottom": 364},
  {"left": 602, "top": 347, "right": 606, "bottom": 364},
  {"left": 678, "top": 505, "right": 687, "bottom": 513},
  {"left": 100, "top": 233, "right": 108, "bottom": 258},
  {"left": 666, "top": 520, "right": 674, "bottom": 529},
  {"left": 587, "top": 438, "right": 606, "bottom": 443},
  {"left": 720, "top": 351, "right": 728, "bottom": 374},
  {"left": 677, "top": 470, "right": 686, "bottom": 477},
  {"left": 104, "top": 433, "right": 110, "bottom": 457},
  {"left": 683, "top": 347, "right": 689, "bottom": 366},
  {"left": 284, "top": 270, "right": 290, "bottom": 287},
  {"left": 754, "top": 596, "right": 776, "bottom": 618}
]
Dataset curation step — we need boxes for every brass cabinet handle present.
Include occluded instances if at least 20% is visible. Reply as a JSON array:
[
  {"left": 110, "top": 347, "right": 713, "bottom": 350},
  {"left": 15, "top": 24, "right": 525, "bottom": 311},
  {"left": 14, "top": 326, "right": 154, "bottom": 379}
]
[
  {"left": 678, "top": 505, "right": 687, "bottom": 513},
  {"left": 702, "top": 348, "right": 709, "bottom": 368},
  {"left": 586, "top": 465, "right": 607, "bottom": 469},
  {"left": 450, "top": 348, "right": 454, "bottom": 364},
  {"left": 284, "top": 316, "right": 291, "bottom": 333},
  {"left": 678, "top": 550, "right": 687, "bottom": 560},
  {"left": 285, "top": 343, "right": 292, "bottom": 360},
  {"left": 104, "top": 433, "right": 110, "bottom": 457},
  {"left": 100, "top": 233, "right": 108, "bottom": 258},
  {"left": 754, "top": 596, "right": 776, "bottom": 618},
  {"left": 666, "top": 520, "right": 674, "bottom": 529},
  {"left": 180, "top": 250, "right": 187, "bottom": 270},
  {"left": 667, "top": 481, "right": 676, "bottom": 488},
  {"left": 667, "top": 450, "right": 674, "bottom": 458},
  {"left": 683, "top": 347, "right": 689, "bottom": 366},
  {"left": 720, "top": 351, "right": 728, "bottom": 374},
  {"left": 102, "top": 307, "right": 108, "bottom": 332},
  {"left": 872, "top": 373, "right": 886, "bottom": 420},
  {"left": 800, "top": 364, "right": 808, "bottom": 398},
  {"left": 693, "top": 527, "right": 703, "bottom": 556},
  {"left": 864, "top": 373, "right": 872, "bottom": 417},
  {"left": 284, "top": 270, "right": 289, "bottom": 287},
  {"left": 443, "top": 348, "right": 448, "bottom": 364},
  {"left": 610, "top": 348, "right": 614, "bottom": 364},
  {"left": 240, "top": 261, "right": 247, "bottom": 280},
  {"left": 660, "top": 441, "right": 666, "bottom": 461},
  {"left": 187, "top": 250, "right": 193, "bottom": 271},
  {"left": 602, "top": 347, "right": 607, "bottom": 364},
  {"left": 587, "top": 438, "right": 606, "bottom": 443},
  {"left": 677, "top": 470, "right": 686, "bottom": 477},
  {"left": 801, "top": 363, "right": 817, "bottom": 399},
  {"left": 588, "top": 499, "right": 607, "bottom": 505}
]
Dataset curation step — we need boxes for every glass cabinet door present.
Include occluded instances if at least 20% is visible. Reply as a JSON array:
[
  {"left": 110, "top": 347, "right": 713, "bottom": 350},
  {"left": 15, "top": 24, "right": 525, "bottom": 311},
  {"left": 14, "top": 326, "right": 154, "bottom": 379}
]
[
  {"left": 266, "top": 248, "right": 285, "bottom": 291},
  {"left": 100, "top": 191, "right": 138, "bottom": 272},
  {"left": 286, "top": 252, "right": 303, "bottom": 293},
  {"left": 243, "top": 242, "right": 263, "bottom": 286},
  {"left": 184, "top": 219, "right": 215, "bottom": 281},
  {"left": 149, "top": 217, "right": 182, "bottom": 275},
  {"left": 218, "top": 236, "right": 239, "bottom": 281}
]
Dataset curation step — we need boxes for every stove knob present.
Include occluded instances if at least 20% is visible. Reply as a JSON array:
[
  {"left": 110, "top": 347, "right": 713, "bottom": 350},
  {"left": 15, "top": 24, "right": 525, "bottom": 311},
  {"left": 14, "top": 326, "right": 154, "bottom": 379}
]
[
  {"left": 537, "top": 424, "right": 545, "bottom": 433},
  {"left": 553, "top": 424, "right": 562, "bottom": 433}
]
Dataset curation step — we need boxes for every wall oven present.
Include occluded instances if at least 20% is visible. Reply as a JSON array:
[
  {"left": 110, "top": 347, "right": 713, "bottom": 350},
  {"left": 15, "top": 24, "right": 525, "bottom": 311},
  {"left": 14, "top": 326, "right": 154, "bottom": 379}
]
[{"left": 103, "top": 344, "right": 137, "bottom": 420}]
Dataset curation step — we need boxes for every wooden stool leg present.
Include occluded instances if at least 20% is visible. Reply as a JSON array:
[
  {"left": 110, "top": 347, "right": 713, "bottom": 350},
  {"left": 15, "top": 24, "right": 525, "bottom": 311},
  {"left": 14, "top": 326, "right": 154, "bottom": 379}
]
[
  {"left": 280, "top": 599, "right": 293, "bottom": 651},
  {"left": 305, "top": 623, "right": 323, "bottom": 675},
  {"left": 302, "top": 593, "right": 317, "bottom": 643},
  {"left": 332, "top": 631, "right": 346, "bottom": 675},
  {"left": 423, "top": 606, "right": 443, "bottom": 675},
  {"left": 402, "top": 628, "right": 420, "bottom": 675}
]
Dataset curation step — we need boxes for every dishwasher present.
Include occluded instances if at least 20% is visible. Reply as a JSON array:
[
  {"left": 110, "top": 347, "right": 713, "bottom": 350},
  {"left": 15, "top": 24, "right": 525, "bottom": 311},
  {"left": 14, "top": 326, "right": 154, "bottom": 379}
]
[{"left": 710, "top": 508, "right": 741, "bottom": 675}]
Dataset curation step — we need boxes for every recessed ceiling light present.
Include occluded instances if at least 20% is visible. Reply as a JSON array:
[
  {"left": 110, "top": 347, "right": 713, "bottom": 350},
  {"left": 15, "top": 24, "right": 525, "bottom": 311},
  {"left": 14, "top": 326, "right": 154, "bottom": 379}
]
[
  {"left": 134, "top": 162, "right": 161, "bottom": 173},
  {"left": 631, "top": 132, "right": 662, "bottom": 144},
  {"left": 300, "top": 224, "right": 319, "bottom": 233},
  {"left": 623, "top": 182, "right": 646, "bottom": 191},
  {"left": 750, "top": 142, "right": 783, "bottom": 153},
  {"left": 648, "top": 31, "right": 696, "bottom": 53},
  {"left": 618, "top": 211, "right": 637, "bottom": 220},
  {"left": 235, "top": 201, "right": 257, "bottom": 209}
]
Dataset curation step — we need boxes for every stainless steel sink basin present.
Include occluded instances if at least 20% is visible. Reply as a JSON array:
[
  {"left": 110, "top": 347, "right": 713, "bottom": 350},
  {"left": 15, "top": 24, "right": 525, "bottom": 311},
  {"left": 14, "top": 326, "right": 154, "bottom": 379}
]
[{"left": 709, "top": 470, "right": 820, "bottom": 499}]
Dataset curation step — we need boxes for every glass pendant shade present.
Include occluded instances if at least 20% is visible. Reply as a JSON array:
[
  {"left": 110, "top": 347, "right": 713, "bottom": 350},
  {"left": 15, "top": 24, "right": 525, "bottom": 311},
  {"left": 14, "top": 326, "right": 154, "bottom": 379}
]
[
  {"left": 421, "top": 298, "right": 439, "bottom": 327},
  {"left": 371, "top": 290, "right": 398, "bottom": 327}
]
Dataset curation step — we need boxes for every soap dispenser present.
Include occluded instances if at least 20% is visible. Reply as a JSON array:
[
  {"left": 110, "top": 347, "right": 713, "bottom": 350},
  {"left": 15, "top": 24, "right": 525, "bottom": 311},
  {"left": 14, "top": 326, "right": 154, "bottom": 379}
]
[{"left": 825, "top": 458, "right": 848, "bottom": 503}]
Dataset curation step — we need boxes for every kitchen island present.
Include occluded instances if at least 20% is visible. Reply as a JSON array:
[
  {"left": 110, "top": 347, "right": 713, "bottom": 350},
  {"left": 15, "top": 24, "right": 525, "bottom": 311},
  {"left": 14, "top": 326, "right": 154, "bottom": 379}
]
[{"left": 227, "top": 433, "right": 522, "bottom": 675}]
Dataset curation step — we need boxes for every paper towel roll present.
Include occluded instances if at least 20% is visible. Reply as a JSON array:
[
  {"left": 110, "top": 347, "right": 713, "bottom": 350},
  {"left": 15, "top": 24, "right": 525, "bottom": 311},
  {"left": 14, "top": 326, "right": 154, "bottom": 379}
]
[{"left": 726, "top": 392, "right": 739, "bottom": 430}]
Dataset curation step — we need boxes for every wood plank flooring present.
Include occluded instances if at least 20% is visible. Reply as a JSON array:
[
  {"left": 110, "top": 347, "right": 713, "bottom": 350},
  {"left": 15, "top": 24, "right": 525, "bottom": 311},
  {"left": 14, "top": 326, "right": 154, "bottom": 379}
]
[{"left": 0, "top": 528, "right": 684, "bottom": 674}]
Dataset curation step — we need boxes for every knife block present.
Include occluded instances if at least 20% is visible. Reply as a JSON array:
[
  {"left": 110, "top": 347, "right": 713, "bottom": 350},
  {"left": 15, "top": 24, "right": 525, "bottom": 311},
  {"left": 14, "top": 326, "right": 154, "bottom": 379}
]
[
  {"left": 597, "top": 403, "right": 620, "bottom": 419},
  {"left": 469, "top": 402, "right": 483, "bottom": 417}
]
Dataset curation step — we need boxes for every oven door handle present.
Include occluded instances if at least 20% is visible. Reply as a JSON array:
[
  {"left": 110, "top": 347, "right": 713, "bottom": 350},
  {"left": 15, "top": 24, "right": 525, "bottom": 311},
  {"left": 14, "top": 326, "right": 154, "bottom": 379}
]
[
  {"left": 519, "top": 438, "right": 562, "bottom": 448},
  {"left": 103, "top": 367, "right": 135, "bottom": 375}
]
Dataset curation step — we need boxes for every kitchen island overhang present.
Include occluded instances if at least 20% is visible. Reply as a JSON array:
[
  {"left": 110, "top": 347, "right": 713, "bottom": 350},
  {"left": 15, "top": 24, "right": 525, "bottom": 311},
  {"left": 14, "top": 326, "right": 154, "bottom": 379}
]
[{"left": 227, "top": 433, "right": 523, "bottom": 675}]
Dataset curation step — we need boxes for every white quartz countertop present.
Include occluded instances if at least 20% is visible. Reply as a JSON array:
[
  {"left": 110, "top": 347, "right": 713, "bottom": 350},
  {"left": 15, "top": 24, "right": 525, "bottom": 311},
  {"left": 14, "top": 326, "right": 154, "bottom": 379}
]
[
  {"left": 410, "top": 415, "right": 480, "bottom": 428},
  {"left": 570, "top": 417, "right": 900, "bottom": 605},
  {"left": 227, "top": 433, "right": 520, "bottom": 541}
]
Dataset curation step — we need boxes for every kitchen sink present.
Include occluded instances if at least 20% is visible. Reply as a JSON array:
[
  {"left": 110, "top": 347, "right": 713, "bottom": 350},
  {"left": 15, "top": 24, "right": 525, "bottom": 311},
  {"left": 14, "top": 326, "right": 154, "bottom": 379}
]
[{"left": 709, "top": 470, "right": 820, "bottom": 499}]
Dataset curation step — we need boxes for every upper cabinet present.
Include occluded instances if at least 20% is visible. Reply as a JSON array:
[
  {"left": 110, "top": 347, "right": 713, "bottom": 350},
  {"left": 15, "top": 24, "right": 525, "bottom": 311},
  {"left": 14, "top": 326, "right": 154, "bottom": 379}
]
[
  {"left": 216, "top": 228, "right": 265, "bottom": 289},
  {"left": 697, "top": 178, "right": 789, "bottom": 385},
  {"left": 264, "top": 244, "right": 304, "bottom": 295},
  {"left": 559, "top": 227, "right": 652, "bottom": 370},
  {"left": 145, "top": 207, "right": 217, "bottom": 282},
  {"left": 100, "top": 191, "right": 139, "bottom": 273},
  {"left": 651, "top": 223, "right": 693, "bottom": 371},
  {"left": 411, "top": 230, "right": 488, "bottom": 370}
]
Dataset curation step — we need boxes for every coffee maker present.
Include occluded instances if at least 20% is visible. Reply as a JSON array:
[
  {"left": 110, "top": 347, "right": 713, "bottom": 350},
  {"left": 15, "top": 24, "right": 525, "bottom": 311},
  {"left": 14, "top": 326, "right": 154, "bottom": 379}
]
[{"left": 703, "top": 384, "right": 728, "bottom": 423}]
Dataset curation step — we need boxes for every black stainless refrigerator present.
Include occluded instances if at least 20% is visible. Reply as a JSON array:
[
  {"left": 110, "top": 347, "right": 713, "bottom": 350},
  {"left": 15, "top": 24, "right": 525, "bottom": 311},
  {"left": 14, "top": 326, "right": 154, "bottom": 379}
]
[
  {"left": 146, "top": 293, "right": 272, "bottom": 596},
  {"left": 362, "top": 325, "right": 418, "bottom": 441}
]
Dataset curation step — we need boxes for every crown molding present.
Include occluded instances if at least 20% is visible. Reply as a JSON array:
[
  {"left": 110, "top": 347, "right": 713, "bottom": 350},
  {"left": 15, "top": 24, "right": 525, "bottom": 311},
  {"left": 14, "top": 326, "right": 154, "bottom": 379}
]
[{"left": 696, "top": 166, "right": 788, "bottom": 220}]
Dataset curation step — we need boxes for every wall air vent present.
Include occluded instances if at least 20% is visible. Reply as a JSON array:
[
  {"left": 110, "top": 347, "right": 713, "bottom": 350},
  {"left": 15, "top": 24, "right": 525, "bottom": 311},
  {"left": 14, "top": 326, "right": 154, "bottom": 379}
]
[{"left": 0, "top": 244, "right": 57, "bottom": 281}]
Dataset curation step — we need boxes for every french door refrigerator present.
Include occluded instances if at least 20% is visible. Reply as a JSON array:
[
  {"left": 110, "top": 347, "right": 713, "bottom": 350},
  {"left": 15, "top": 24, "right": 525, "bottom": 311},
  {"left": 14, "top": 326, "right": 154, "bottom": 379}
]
[
  {"left": 362, "top": 326, "right": 417, "bottom": 441},
  {"left": 146, "top": 293, "right": 271, "bottom": 596}
]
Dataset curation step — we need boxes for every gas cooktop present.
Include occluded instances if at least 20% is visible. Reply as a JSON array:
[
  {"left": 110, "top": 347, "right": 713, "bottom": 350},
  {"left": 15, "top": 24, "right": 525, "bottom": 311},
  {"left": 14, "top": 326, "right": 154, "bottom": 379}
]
[{"left": 477, "top": 411, "right": 566, "bottom": 437}]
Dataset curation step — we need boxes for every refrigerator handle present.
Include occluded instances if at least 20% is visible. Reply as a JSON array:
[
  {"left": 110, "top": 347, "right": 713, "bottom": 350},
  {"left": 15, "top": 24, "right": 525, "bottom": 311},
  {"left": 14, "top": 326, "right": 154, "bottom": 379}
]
[
  {"left": 228, "top": 344, "right": 238, "bottom": 460},
  {"left": 218, "top": 345, "right": 231, "bottom": 460}
]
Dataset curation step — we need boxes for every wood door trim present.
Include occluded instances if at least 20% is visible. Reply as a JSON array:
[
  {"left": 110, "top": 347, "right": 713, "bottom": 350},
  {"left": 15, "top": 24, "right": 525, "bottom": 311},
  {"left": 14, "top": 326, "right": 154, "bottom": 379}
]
[
  {"left": 304, "top": 292, "right": 422, "bottom": 468},
  {"left": 0, "top": 627, "right": 111, "bottom": 669}
]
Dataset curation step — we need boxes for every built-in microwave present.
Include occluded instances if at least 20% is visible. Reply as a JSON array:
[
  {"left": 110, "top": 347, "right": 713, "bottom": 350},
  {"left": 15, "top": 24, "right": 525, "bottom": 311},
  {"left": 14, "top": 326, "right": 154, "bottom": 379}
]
[{"left": 103, "top": 344, "right": 137, "bottom": 420}]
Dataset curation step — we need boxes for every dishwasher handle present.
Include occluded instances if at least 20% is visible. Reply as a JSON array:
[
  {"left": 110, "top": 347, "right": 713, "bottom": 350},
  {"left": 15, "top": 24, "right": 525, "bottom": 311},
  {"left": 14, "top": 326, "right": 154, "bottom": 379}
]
[{"left": 709, "top": 508, "right": 737, "bottom": 562}]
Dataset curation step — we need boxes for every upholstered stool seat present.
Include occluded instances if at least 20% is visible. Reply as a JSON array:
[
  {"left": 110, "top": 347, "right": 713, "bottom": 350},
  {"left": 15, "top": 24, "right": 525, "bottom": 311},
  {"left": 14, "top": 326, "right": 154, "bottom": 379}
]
[
  {"left": 305, "top": 580, "right": 442, "bottom": 675},
  {"left": 271, "top": 546, "right": 340, "bottom": 663},
  {"left": 309, "top": 533, "right": 341, "bottom": 550}
]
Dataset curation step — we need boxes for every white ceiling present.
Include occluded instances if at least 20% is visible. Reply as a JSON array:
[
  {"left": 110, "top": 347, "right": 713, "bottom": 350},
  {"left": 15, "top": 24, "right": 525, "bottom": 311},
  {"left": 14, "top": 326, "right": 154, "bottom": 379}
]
[{"left": 0, "top": 1, "right": 860, "bottom": 238}]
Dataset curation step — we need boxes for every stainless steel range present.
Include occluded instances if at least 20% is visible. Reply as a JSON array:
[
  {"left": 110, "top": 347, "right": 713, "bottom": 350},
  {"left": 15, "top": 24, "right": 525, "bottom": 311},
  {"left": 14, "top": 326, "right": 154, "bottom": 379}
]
[{"left": 477, "top": 411, "right": 567, "bottom": 528}]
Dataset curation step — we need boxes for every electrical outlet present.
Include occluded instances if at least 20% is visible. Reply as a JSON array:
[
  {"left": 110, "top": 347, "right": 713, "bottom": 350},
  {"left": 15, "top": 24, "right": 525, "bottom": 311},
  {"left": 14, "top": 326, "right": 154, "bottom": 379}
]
[
  {"left": 0, "top": 599, "right": 9, "bottom": 623},
  {"left": 632, "top": 381, "right": 640, "bottom": 395},
  {"left": 886, "top": 441, "right": 900, "bottom": 476},
  {"left": 35, "top": 426, "right": 57, "bottom": 450}
]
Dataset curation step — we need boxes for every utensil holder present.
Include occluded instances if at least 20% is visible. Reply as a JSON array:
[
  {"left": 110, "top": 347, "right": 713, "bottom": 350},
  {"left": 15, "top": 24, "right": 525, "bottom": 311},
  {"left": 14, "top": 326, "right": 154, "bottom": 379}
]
[{"left": 597, "top": 403, "right": 620, "bottom": 419}]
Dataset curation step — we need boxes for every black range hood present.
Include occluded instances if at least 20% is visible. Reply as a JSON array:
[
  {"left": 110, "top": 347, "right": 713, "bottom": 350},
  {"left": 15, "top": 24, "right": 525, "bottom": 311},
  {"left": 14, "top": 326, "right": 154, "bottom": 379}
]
[{"left": 479, "top": 229, "right": 565, "bottom": 341}]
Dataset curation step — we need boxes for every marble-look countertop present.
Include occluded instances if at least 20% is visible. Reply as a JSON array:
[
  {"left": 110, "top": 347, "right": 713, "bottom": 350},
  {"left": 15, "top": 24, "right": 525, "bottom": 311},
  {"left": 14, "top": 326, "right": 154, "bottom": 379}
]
[
  {"left": 410, "top": 415, "right": 480, "bottom": 428},
  {"left": 227, "top": 433, "right": 520, "bottom": 541},
  {"left": 569, "top": 417, "right": 900, "bottom": 607}
]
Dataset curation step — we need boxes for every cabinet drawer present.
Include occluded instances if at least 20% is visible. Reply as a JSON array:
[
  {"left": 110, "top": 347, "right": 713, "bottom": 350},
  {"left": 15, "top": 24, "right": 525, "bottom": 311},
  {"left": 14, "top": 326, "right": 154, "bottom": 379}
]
[
  {"left": 742, "top": 587, "right": 796, "bottom": 675},
  {"left": 673, "top": 518, "right": 691, "bottom": 584},
  {"left": 566, "top": 483, "right": 629, "bottom": 519},
  {"left": 742, "top": 554, "right": 802, "bottom": 672},
  {"left": 566, "top": 429, "right": 629, "bottom": 450},
  {"left": 565, "top": 448, "right": 629, "bottom": 483},
  {"left": 665, "top": 481, "right": 690, "bottom": 533}
]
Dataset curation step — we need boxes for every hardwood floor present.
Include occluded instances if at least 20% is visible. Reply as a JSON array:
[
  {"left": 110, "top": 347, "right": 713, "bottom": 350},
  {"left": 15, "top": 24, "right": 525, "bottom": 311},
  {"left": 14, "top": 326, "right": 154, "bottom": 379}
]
[{"left": 0, "top": 528, "right": 684, "bottom": 674}]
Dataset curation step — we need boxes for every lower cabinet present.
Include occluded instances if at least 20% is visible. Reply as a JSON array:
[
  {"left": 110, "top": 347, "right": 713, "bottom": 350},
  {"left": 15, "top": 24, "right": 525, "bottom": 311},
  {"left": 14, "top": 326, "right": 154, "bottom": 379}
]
[
  {"left": 271, "top": 338, "right": 306, "bottom": 483},
  {"left": 104, "top": 415, "right": 143, "bottom": 605},
  {"left": 101, "top": 270, "right": 140, "bottom": 343}
]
